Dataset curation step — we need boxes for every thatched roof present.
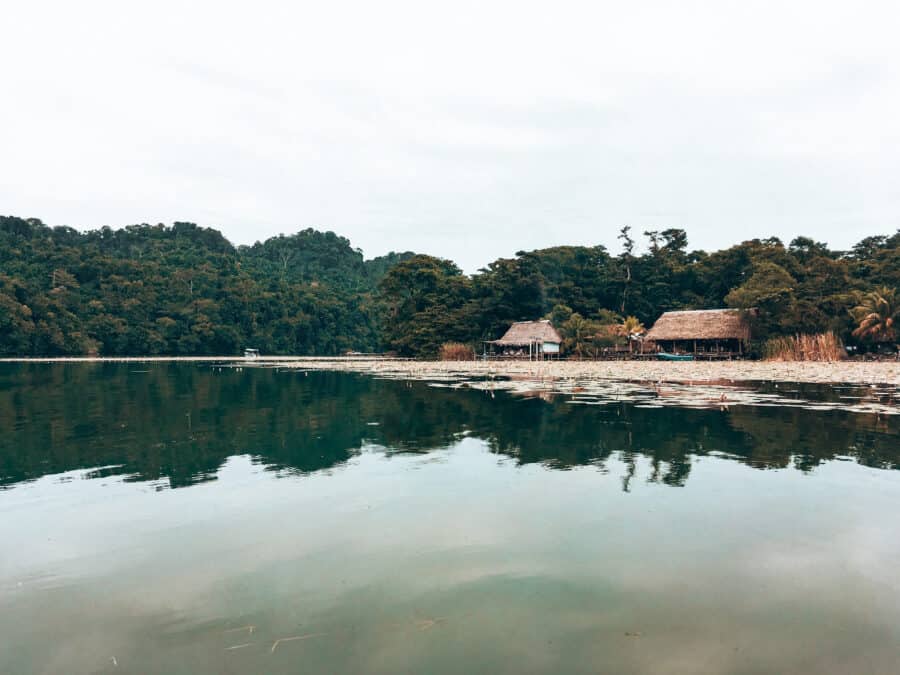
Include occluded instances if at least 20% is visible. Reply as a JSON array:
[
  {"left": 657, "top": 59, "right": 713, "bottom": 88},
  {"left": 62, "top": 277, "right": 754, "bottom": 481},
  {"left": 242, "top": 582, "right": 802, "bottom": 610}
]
[
  {"left": 491, "top": 320, "right": 563, "bottom": 345},
  {"left": 645, "top": 309, "right": 751, "bottom": 342}
]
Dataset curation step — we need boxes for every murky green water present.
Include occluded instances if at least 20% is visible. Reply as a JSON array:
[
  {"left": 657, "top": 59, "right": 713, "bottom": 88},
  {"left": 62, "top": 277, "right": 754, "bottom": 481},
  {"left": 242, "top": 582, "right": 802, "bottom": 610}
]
[{"left": 1, "top": 364, "right": 899, "bottom": 674}]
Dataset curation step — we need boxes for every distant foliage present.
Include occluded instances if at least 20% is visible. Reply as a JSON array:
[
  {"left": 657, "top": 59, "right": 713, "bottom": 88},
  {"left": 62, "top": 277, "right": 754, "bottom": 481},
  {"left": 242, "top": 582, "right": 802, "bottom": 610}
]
[
  {"left": 764, "top": 333, "right": 847, "bottom": 362},
  {"left": 0, "top": 216, "right": 409, "bottom": 356},
  {"left": 439, "top": 342, "right": 474, "bottom": 361}
]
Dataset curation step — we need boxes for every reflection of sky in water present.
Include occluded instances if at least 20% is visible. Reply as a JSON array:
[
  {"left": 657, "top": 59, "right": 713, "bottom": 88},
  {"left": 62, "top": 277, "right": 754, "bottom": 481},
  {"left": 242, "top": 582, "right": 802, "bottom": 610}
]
[{"left": 3, "top": 439, "right": 900, "bottom": 674}]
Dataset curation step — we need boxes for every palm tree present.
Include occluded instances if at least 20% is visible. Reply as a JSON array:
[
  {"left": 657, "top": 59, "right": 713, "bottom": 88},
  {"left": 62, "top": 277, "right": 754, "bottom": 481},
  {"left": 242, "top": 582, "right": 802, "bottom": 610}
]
[
  {"left": 618, "top": 315, "right": 646, "bottom": 353},
  {"left": 561, "top": 313, "right": 596, "bottom": 359},
  {"left": 851, "top": 287, "right": 898, "bottom": 342}
]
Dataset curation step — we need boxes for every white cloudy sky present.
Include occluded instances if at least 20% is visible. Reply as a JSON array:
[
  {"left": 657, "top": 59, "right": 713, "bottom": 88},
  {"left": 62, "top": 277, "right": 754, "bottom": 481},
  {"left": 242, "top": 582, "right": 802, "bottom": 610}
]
[{"left": 2, "top": 1, "right": 899, "bottom": 271}]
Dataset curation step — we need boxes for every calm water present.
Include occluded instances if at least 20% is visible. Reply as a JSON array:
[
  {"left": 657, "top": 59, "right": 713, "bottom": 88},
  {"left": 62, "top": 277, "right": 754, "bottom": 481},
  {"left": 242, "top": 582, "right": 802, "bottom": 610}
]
[{"left": 1, "top": 364, "right": 899, "bottom": 674}]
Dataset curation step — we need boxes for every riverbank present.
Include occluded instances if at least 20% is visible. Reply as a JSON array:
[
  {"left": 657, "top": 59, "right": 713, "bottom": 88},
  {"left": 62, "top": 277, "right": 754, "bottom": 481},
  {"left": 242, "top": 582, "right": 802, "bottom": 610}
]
[
  {"left": 283, "top": 358, "right": 900, "bottom": 387},
  {"left": 2, "top": 356, "right": 898, "bottom": 414},
  {"left": 2, "top": 356, "right": 899, "bottom": 386}
]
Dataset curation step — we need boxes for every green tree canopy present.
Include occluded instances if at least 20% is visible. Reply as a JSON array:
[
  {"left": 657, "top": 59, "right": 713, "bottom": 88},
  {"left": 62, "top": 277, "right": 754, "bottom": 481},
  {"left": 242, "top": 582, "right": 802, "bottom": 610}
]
[{"left": 2, "top": 214, "right": 899, "bottom": 357}]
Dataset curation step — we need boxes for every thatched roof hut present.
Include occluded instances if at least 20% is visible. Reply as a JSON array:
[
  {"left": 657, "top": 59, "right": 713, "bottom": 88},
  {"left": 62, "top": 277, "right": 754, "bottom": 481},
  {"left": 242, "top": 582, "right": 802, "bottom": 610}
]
[
  {"left": 645, "top": 309, "right": 751, "bottom": 354},
  {"left": 492, "top": 320, "right": 563, "bottom": 346}
]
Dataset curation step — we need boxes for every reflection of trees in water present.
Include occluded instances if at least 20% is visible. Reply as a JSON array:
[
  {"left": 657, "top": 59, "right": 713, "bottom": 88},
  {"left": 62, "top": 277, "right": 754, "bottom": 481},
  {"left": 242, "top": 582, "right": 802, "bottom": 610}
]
[
  {"left": 0, "top": 365, "right": 897, "bottom": 490},
  {"left": 725, "top": 405, "right": 900, "bottom": 472}
]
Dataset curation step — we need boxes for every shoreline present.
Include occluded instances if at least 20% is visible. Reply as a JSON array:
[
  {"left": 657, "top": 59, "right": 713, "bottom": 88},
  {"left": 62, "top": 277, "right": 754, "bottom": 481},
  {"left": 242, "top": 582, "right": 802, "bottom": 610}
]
[
  {"left": 2, "top": 356, "right": 899, "bottom": 387},
  {"left": 282, "top": 358, "right": 900, "bottom": 387},
  {"left": 281, "top": 359, "right": 900, "bottom": 415},
  {"left": 3, "top": 356, "right": 897, "bottom": 415}
]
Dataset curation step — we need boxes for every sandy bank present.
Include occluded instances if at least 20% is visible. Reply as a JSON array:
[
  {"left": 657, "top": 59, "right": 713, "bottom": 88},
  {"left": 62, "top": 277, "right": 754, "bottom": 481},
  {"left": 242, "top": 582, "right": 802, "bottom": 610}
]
[
  {"left": 283, "top": 358, "right": 900, "bottom": 387},
  {"left": 2, "top": 355, "right": 898, "bottom": 387}
]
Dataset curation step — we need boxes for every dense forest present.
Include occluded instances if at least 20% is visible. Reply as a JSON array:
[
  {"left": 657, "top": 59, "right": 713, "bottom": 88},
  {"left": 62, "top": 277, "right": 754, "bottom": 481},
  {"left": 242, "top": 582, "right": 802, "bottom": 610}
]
[
  {"left": 1, "top": 215, "right": 898, "bottom": 357},
  {"left": 0, "top": 216, "right": 413, "bottom": 356}
]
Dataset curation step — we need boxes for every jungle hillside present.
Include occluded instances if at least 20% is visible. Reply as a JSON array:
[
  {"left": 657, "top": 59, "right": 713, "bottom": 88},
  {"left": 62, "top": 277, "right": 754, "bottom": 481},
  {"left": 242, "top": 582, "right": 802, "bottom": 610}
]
[{"left": 1, "top": 215, "right": 898, "bottom": 357}]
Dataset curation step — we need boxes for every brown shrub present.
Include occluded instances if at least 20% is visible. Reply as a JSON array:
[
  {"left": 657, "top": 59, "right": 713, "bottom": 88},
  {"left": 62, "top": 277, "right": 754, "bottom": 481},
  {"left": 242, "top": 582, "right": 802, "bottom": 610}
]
[
  {"left": 440, "top": 342, "right": 475, "bottom": 361},
  {"left": 763, "top": 333, "right": 846, "bottom": 362}
]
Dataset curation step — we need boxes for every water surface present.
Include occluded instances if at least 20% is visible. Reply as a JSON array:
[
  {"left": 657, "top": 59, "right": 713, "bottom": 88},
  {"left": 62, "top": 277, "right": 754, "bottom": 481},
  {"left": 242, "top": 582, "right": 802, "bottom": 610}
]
[{"left": 1, "top": 364, "right": 899, "bottom": 674}]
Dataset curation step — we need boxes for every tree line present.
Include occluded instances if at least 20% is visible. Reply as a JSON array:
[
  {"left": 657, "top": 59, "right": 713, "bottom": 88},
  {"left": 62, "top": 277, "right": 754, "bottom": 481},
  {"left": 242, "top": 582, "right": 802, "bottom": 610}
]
[
  {"left": 0, "top": 216, "right": 413, "bottom": 356},
  {"left": 1, "top": 215, "right": 898, "bottom": 357},
  {"left": 378, "top": 227, "right": 900, "bottom": 356}
]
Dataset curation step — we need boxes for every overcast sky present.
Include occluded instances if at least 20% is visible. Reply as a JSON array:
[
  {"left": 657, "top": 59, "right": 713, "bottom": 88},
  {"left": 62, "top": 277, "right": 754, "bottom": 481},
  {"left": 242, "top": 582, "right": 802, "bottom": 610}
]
[{"left": 3, "top": 1, "right": 899, "bottom": 272}]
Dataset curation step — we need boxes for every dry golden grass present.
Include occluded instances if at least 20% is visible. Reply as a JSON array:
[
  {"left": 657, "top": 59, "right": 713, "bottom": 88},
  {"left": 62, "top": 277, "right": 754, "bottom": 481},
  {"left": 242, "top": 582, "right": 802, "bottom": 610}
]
[
  {"left": 439, "top": 342, "right": 475, "bottom": 361},
  {"left": 764, "top": 333, "right": 847, "bottom": 362}
]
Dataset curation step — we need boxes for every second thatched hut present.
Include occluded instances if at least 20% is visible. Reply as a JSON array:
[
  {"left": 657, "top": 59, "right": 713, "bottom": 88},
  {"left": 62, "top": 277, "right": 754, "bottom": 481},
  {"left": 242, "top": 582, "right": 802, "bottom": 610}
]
[{"left": 644, "top": 309, "right": 752, "bottom": 356}]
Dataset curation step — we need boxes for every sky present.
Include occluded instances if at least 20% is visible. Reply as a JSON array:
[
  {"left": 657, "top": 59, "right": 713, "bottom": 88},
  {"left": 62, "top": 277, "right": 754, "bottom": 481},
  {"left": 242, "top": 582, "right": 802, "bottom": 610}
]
[{"left": 2, "top": 0, "right": 899, "bottom": 272}]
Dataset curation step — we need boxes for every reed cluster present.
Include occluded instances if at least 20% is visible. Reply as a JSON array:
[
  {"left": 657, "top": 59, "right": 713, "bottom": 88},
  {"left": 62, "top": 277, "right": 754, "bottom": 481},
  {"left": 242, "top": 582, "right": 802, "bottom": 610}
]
[
  {"left": 763, "top": 333, "right": 846, "bottom": 362},
  {"left": 439, "top": 342, "right": 475, "bottom": 361}
]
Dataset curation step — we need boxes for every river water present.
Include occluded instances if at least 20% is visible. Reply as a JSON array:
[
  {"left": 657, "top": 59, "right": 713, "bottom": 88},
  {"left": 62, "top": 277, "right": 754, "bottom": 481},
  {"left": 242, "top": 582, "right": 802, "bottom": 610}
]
[{"left": 1, "top": 364, "right": 898, "bottom": 674}]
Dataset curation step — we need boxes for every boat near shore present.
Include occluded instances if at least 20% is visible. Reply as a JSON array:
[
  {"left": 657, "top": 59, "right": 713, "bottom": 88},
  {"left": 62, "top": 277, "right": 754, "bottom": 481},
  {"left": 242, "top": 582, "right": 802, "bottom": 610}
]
[{"left": 657, "top": 352, "right": 695, "bottom": 361}]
